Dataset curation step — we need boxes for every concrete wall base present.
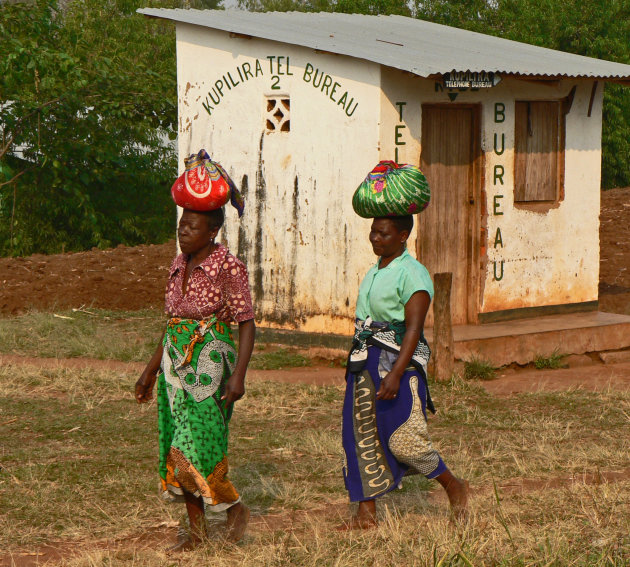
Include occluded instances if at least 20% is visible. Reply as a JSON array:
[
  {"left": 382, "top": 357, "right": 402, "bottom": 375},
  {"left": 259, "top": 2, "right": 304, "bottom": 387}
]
[{"left": 442, "top": 311, "right": 630, "bottom": 367}]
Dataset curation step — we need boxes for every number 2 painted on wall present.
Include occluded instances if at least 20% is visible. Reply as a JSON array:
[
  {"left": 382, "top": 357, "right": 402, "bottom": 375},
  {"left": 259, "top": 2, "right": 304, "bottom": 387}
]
[{"left": 271, "top": 75, "right": 281, "bottom": 90}]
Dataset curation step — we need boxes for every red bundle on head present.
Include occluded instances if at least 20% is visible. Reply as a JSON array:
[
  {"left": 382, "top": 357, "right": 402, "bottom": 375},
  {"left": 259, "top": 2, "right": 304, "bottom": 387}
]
[{"left": 171, "top": 150, "right": 244, "bottom": 216}]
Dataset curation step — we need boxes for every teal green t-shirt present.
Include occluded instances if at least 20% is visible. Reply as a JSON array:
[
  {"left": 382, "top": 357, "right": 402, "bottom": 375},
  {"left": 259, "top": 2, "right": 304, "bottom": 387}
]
[{"left": 355, "top": 248, "right": 434, "bottom": 323}]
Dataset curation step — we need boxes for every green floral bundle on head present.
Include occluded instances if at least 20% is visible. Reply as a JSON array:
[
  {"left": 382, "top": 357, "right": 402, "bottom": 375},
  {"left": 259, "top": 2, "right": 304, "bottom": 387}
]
[{"left": 352, "top": 160, "right": 430, "bottom": 218}]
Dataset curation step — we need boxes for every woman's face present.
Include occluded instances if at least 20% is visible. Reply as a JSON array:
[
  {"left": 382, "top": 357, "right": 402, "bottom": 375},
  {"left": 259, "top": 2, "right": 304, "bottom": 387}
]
[
  {"left": 178, "top": 210, "right": 215, "bottom": 255},
  {"left": 369, "top": 218, "right": 407, "bottom": 257}
]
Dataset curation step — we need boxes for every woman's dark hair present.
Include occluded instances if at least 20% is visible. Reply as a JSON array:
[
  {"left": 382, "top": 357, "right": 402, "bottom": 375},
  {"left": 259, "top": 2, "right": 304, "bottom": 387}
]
[
  {"left": 384, "top": 215, "right": 414, "bottom": 235},
  {"left": 188, "top": 208, "right": 225, "bottom": 230}
]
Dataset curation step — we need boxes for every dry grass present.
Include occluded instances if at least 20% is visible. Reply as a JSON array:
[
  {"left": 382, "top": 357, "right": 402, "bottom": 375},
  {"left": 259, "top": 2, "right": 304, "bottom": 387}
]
[
  {"left": 1, "top": 366, "right": 629, "bottom": 566},
  {"left": 0, "top": 309, "right": 165, "bottom": 361},
  {"left": 0, "top": 310, "right": 316, "bottom": 370},
  {"left": 248, "top": 347, "right": 312, "bottom": 370}
]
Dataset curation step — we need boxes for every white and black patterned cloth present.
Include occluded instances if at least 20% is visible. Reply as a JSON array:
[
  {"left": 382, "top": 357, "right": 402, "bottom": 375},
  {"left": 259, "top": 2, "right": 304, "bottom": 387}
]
[{"left": 347, "top": 317, "right": 435, "bottom": 413}]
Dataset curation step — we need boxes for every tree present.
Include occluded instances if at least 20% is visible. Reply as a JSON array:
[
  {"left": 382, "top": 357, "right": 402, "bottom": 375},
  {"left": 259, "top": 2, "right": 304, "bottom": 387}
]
[
  {"left": 0, "top": 0, "right": 198, "bottom": 256},
  {"left": 238, "top": 0, "right": 410, "bottom": 15},
  {"left": 239, "top": 0, "right": 630, "bottom": 189}
]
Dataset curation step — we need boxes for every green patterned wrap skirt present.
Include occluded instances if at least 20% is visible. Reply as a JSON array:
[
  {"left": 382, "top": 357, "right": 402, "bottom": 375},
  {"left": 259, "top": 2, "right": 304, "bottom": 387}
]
[{"left": 157, "top": 317, "right": 240, "bottom": 511}]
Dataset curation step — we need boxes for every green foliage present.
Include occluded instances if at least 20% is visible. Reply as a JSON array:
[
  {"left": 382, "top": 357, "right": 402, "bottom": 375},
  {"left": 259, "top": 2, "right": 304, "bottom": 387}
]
[
  {"left": 0, "top": 0, "right": 204, "bottom": 256},
  {"left": 2, "top": 0, "right": 626, "bottom": 258},
  {"left": 463, "top": 355, "right": 496, "bottom": 381},
  {"left": 534, "top": 349, "right": 567, "bottom": 370},
  {"left": 601, "top": 84, "right": 630, "bottom": 189}
]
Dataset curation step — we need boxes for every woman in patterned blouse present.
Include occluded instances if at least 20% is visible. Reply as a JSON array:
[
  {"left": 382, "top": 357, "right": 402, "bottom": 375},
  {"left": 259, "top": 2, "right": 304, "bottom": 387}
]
[{"left": 135, "top": 207, "right": 255, "bottom": 550}]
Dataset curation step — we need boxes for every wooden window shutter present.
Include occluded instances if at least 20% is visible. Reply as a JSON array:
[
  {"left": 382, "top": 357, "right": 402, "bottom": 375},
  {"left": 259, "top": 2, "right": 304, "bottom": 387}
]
[{"left": 514, "top": 101, "right": 564, "bottom": 202}]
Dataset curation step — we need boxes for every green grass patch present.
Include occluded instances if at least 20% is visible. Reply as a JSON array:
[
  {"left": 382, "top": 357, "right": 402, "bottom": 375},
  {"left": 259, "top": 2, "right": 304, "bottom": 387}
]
[
  {"left": 463, "top": 355, "right": 496, "bottom": 380},
  {"left": 249, "top": 348, "right": 312, "bottom": 370},
  {"left": 534, "top": 349, "right": 567, "bottom": 369}
]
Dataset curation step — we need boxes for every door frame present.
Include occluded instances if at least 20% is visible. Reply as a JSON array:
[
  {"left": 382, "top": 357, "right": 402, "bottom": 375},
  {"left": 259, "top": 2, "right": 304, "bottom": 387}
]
[{"left": 418, "top": 103, "right": 484, "bottom": 325}]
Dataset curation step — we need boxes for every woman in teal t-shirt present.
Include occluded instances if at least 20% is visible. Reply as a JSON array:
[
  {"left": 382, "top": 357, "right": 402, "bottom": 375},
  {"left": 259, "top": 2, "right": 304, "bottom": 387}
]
[{"left": 340, "top": 215, "right": 468, "bottom": 529}]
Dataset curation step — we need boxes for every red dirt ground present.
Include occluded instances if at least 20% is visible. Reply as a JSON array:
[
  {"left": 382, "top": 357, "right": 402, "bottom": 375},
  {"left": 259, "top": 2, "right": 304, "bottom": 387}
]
[
  {"left": 0, "top": 188, "right": 628, "bottom": 316},
  {"left": 599, "top": 187, "right": 630, "bottom": 315},
  {"left": 0, "top": 241, "right": 176, "bottom": 314}
]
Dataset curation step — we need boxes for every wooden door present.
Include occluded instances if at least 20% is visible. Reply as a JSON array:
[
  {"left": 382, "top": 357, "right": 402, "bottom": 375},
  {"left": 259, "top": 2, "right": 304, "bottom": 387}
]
[{"left": 418, "top": 105, "right": 480, "bottom": 325}]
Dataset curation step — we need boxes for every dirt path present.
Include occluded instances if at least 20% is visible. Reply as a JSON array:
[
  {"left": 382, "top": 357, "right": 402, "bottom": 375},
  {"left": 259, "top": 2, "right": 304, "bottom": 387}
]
[
  {"left": 3, "top": 354, "right": 630, "bottom": 394},
  {"left": 477, "top": 362, "right": 630, "bottom": 395},
  {"left": 0, "top": 354, "right": 346, "bottom": 387}
]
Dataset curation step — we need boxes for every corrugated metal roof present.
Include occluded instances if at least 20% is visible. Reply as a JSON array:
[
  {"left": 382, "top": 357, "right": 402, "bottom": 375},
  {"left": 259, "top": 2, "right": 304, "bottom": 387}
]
[{"left": 137, "top": 9, "right": 630, "bottom": 80}]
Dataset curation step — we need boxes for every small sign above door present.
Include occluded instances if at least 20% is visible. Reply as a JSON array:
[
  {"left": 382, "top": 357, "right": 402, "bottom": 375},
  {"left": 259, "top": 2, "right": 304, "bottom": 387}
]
[{"left": 443, "top": 71, "right": 501, "bottom": 89}]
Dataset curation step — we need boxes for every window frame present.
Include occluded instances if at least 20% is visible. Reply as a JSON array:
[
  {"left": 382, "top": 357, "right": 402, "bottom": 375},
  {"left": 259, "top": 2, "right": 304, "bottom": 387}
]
[{"left": 513, "top": 99, "right": 566, "bottom": 204}]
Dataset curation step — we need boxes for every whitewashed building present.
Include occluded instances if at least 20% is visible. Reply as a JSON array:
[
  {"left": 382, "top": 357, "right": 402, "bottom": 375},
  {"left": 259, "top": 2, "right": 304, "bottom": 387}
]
[{"left": 139, "top": 9, "right": 630, "bottom": 335}]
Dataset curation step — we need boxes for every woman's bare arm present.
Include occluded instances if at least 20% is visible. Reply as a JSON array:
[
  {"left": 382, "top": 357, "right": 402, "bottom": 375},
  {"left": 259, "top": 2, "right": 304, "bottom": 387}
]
[{"left": 376, "top": 291, "right": 430, "bottom": 400}]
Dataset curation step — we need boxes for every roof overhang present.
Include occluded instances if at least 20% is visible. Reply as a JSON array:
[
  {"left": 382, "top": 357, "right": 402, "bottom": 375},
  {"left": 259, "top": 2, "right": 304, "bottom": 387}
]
[{"left": 137, "top": 9, "right": 630, "bottom": 82}]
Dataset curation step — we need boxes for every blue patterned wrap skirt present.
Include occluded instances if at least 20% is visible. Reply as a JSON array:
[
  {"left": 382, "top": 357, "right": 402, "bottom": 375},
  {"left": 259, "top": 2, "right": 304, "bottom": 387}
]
[{"left": 341, "top": 319, "right": 447, "bottom": 502}]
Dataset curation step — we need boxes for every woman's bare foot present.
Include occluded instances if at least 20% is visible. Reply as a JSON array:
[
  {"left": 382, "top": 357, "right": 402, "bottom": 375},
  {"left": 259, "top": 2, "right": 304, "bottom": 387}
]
[
  {"left": 179, "top": 490, "right": 207, "bottom": 548},
  {"left": 335, "top": 515, "right": 378, "bottom": 531},
  {"left": 435, "top": 470, "right": 469, "bottom": 519},
  {"left": 446, "top": 478, "right": 470, "bottom": 519},
  {"left": 446, "top": 478, "right": 469, "bottom": 518},
  {"left": 226, "top": 502, "right": 250, "bottom": 543},
  {"left": 336, "top": 499, "right": 377, "bottom": 530},
  {"left": 167, "top": 528, "right": 197, "bottom": 553}
]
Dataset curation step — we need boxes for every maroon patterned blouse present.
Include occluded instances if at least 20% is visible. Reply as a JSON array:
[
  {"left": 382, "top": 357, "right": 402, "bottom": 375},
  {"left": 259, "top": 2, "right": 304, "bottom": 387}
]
[{"left": 164, "top": 243, "right": 255, "bottom": 323}]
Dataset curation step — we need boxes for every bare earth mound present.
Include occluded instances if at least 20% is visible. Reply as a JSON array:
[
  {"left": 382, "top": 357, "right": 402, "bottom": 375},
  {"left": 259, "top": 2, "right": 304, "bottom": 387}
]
[
  {"left": 599, "top": 187, "right": 630, "bottom": 315},
  {"left": 0, "top": 187, "right": 628, "bottom": 315},
  {"left": 0, "top": 241, "right": 176, "bottom": 314}
]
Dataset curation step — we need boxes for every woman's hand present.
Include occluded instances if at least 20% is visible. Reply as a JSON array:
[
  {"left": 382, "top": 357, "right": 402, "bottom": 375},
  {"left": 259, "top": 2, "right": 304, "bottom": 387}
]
[
  {"left": 221, "top": 318, "right": 256, "bottom": 406},
  {"left": 222, "top": 370, "right": 246, "bottom": 405},
  {"left": 135, "top": 369, "right": 157, "bottom": 404},
  {"left": 136, "top": 332, "right": 165, "bottom": 404},
  {"left": 376, "top": 371, "right": 402, "bottom": 400}
]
